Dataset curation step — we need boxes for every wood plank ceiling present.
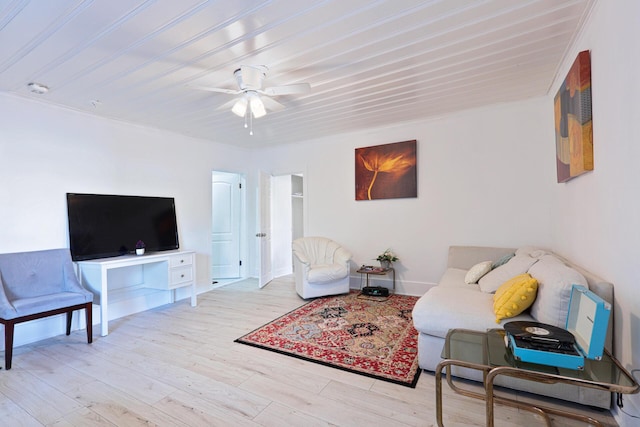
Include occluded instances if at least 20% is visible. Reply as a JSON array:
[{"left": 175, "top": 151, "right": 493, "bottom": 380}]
[{"left": 0, "top": 0, "right": 595, "bottom": 148}]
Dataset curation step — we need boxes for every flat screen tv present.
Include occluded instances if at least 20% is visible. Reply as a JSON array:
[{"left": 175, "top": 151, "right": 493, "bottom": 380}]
[{"left": 66, "top": 193, "right": 179, "bottom": 261}]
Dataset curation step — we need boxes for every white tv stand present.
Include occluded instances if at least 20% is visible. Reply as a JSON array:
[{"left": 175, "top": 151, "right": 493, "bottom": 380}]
[{"left": 76, "top": 250, "right": 196, "bottom": 336}]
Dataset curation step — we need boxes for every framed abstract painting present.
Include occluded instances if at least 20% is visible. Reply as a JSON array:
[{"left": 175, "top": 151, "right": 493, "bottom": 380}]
[
  {"left": 554, "top": 50, "right": 593, "bottom": 183},
  {"left": 355, "top": 140, "right": 417, "bottom": 200}
]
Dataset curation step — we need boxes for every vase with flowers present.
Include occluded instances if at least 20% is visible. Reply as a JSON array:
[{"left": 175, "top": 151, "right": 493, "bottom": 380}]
[
  {"left": 376, "top": 249, "right": 398, "bottom": 269},
  {"left": 135, "top": 240, "right": 146, "bottom": 256}
]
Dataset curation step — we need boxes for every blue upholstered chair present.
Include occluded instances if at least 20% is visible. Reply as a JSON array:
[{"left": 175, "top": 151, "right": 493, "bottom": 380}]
[{"left": 0, "top": 248, "right": 93, "bottom": 370}]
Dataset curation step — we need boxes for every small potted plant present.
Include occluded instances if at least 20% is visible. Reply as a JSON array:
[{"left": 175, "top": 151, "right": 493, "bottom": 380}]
[
  {"left": 135, "top": 240, "right": 146, "bottom": 256},
  {"left": 376, "top": 249, "right": 398, "bottom": 269}
]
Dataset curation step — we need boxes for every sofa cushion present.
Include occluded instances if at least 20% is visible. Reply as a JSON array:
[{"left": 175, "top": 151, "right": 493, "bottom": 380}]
[
  {"left": 307, "top": 264, "right": 348, "bottom": 284},
  {"left": 528, "top": 256, "right": 588, "bottom": 327},
  {"left": 493, "top": 274, "right": 538, "bottom": 323},
  {"left": 438, "top": 268, "right": 471, "bottom": 288},
  {"left": 464, "top": 261, "right": 493, "bottom": 284},
  {"left": 12, "top": 292, "right": 89, "bottom": 317},
  {"left": 412, "top": 286, "right": 534, "bottom": 338},
  {"left": 478, "top": 255, "right": 539, "bottom": 293}
]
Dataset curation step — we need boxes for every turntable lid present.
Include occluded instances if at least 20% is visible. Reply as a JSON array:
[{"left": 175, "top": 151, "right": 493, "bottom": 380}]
[{"left": 566, "top": 285, "right": 611, "bottom": 359}]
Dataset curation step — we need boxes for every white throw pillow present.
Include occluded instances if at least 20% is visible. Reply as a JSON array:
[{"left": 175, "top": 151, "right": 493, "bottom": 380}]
[
  {"left": 515, "top": 246, "right": 548, "bottom": 259},
  {"left": 464, "top": 261, "right": 493, "bottom": 284},
  {"left": 529, "top": 257, "right": 588, "bottom": 328},
  {"left": 478, "top": 255, "right": 539, "bottom": 293}
]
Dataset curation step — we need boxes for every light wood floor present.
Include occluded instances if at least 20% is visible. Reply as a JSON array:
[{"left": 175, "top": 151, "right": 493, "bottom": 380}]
[{"left": 1, "top": 276, "right": 616, "bottom": 426}]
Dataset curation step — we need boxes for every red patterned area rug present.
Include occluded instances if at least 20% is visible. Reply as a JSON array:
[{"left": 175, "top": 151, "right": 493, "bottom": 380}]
[{"left": 235, "top": 291, "right": 421, "bottom": 387}]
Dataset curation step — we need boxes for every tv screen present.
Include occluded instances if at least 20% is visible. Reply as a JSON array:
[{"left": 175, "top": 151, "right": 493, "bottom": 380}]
[{"left": 66, "top": 193, "right": 179, "bottom": 261}]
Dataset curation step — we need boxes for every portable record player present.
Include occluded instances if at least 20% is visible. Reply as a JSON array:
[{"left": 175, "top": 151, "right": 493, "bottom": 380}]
[
  {"left": 361, "top": 286, "right": 389, "bottom": 297},
  {"left": 505, "top": 285, "right": 611, "bottom": 370}
]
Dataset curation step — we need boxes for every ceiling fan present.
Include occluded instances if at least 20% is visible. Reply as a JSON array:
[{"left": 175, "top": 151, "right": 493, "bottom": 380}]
[{"left": 194, "top": 65, "right": 310, "bottom": 125}]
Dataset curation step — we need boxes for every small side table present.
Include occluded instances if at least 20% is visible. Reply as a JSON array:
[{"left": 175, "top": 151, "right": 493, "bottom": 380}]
[
  {"left": 356, "top": 266, "right": 396, "bottom": 294},
  {"left": 435, "top": 328, "right": 639, "bottom": 426}
]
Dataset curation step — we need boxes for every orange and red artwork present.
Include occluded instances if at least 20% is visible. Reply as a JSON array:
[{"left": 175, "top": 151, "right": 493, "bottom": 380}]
[
  {"left": 355, "top": 140, "right": 417, "bottom": 200},
  {"left": 554, "top": 50, "right": 593, "bottom": 183}
]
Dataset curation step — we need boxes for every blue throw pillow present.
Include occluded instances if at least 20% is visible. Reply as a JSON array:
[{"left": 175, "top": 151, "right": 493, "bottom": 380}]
[{"left": 492, "top": 253, "right": 515, "bottom": 269}]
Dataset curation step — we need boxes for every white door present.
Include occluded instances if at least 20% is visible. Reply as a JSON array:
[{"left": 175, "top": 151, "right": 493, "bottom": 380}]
[
  {"left": 212, "top": 172, "right": 241, "bottom": 279},
  {"left": 257, "top": 171, "right": 273, "bottom": 288}
]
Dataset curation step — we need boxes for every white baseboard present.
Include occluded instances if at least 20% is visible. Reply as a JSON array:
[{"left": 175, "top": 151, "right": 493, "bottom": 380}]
[
  {"left": 349, "top": 274, "right": 436, "bottom": 296},
  {"left": 3, "top": 285, "right": 194, "bottom": 351},
  {"left": 3, "top": 278, "right": 432, "bottom": 352}
]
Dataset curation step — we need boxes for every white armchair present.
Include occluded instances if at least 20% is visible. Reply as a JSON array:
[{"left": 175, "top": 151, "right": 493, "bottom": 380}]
[{"left": 292, "top": 237, "right": 352, "bottom": 299}]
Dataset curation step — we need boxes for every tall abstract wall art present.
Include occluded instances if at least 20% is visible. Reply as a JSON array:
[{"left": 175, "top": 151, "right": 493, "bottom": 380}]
[
  {"left": 355, "top": 140, "right": 417, "bottom": 200},
  {"left": 554, "top": 50, "right": 593, "bottom": 183}
]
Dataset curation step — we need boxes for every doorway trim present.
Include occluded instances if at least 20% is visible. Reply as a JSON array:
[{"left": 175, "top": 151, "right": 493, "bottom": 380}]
[
  {"left": 270, "top": 171, "right": 306, "bottom": 279},
  {"left": 211, "top": 170, "right": 247, "bottom": 285}
]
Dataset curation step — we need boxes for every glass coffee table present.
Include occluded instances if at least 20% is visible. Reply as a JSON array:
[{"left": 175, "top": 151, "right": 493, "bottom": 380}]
[{"left": 435, "top": 328, "right": 639, "bottom": 426}]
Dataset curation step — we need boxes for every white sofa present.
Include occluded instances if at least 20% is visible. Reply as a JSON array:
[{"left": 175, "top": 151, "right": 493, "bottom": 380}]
[{"left": 412, "top": 245, "right": 614, "bottom": 409}]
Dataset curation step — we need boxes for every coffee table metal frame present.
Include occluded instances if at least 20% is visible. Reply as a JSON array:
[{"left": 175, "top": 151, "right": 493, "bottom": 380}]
[{"left": 435, "top": 328, "right": 639, "bottom": 427}]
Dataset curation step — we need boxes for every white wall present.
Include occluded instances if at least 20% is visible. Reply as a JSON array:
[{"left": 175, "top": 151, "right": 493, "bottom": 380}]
[
  {"left": 254, "top": 96, "right": 557, "bottom": 294},
  {"left": 549, "top": 1, "right": 640, "bottom": 423},
  {"left": 0, "top": 93, "right": 256, "bottom": 345},
  {"left": 0, "top": 94, "right": 257, "bottom": 277},
  {"left": 2, "top": 90, "right": 555, "bottom": 301}
]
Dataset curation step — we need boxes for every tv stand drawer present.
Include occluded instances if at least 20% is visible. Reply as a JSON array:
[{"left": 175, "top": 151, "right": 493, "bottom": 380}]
[
  {"left": 170, "top": 266, "right": 193, "bottom": 286},
  {"left": 170, "top": 253, "right": 193, "bottom": 268}
]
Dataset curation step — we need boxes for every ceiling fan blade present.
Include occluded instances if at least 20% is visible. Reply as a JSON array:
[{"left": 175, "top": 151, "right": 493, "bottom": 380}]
[
  {"left": 216, "top": 97, "right": 242, "bottom": 111},
  {"left": 240, "top": 65, "right": 265, "bottom": 89},
  {"left": 260, "top": 96, "right": 286, "bottom": 112},
  {"left": 191, "top": 85, "right": 241, "bottom": 95},
  {"left": 262, "top": 83, "right": 310, "bottom": 96}
]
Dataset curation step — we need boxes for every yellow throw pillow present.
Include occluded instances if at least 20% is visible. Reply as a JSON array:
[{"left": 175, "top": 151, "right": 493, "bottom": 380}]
[{"left": 493, "top": 274, "right": 538, "bottom": 323}]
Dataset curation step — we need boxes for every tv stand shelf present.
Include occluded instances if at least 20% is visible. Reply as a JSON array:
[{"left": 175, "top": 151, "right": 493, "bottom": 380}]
[{"left": 76, "top": 250, "right": 196, "bottom": 336}]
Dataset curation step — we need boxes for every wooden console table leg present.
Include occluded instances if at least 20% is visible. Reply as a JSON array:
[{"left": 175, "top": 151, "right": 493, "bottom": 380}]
[{"left": 190, "top": 281, "right": 197, "bottom": 307}]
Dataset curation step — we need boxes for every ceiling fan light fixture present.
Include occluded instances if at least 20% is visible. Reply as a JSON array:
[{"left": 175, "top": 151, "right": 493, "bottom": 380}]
[
  {"left": 231, "top": 97, "right": 248, "bottom": 117},
  {"left": 197, "top": 65, "right": 309, "bottom": 134},
  {"left": 249, "top": 95, "right": 266, "bottom": 118}
]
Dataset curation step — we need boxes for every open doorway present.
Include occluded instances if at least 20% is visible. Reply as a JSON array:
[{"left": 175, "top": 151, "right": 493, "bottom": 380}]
[
  {"left": 271, "top": 173, "right": 304, "bottom": 278},
  {"left": 211, "top": 171, "right": 246, "bottom": 285}
]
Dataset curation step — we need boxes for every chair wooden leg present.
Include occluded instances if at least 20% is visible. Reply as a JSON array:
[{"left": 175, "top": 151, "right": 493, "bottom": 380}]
[
  {"left": 4, "top": 320, "right": 15, "bottom": 370},
  {"left": 1, "top": 303, "right": 93, "bottom": 370},
  {"left": 85, "top": 303, "right": 93, "bottom": 343},
  {"left": 66, "top": 310, "right": 73, "bottom": 336}
]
